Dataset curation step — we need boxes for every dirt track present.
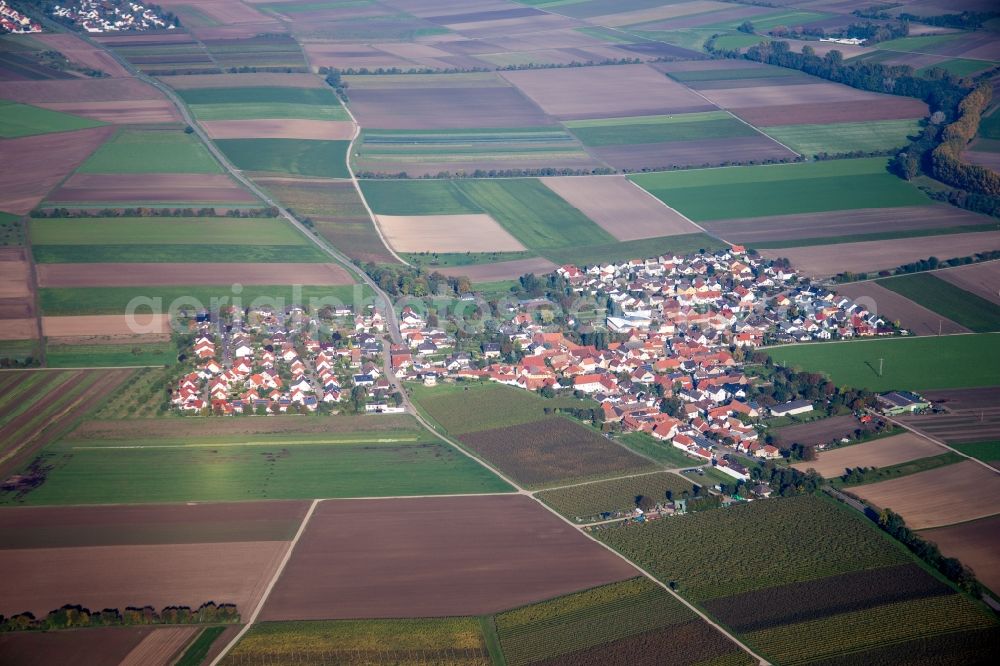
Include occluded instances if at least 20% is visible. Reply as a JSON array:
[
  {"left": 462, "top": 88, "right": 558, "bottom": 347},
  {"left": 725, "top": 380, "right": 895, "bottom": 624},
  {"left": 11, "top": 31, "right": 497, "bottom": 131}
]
[
  {"left": 37, "top": 262, "right": 353, "bottom": 287},
  {"left": 260, "top": 495, "right": 636, "bottom": 620}
]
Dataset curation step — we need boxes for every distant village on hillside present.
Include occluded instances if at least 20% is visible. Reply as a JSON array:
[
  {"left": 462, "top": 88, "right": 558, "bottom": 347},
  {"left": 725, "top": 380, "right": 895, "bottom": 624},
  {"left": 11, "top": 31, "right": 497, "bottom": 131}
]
[
  {"left": 0, "top": 1, "right": 41, "bottom": 33},
  {"left": 50, "top": 0, "right": 175, "bottom": 32}
]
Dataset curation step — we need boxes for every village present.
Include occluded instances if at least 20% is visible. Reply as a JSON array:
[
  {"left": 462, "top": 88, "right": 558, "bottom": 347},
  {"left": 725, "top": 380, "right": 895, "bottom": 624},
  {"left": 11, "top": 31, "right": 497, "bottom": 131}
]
[
  {"left": 171, "top": 247, "right": 915, "bottom": 488},
  {"left": 50, "top": 0, "right": 174, "bottom": 33},
  {"left": 0, "top": 1, "right": 41, "bottom": 33}
]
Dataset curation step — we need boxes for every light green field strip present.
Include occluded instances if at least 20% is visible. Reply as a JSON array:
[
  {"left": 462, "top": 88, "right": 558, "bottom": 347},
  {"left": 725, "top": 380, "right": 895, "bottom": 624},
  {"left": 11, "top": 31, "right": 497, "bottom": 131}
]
[
  {"left": 665, "top": 68, "right": 805, "bottom": 83},
  {"left": 916, "top": 59, "right": 997, "bottom": 78},
  {"left": 30, "top": 217, "right": 308, "bottom": 245},
  {"left": 876, "top": 34, "right": 961, "bottom": 53},
  {"left": 700, "top": 9, "right": 832, "bottom": 31},
  {"left": 216, "top": 138, "right": 351, "bottom": 178},
  {"left": 0, "top": 101, "right": 105, "bottom": 138},
  {"left": 763, "top": 119, "right": 921, "bottom": 156},
  {"left": 71, "top": 437, "right": 422, "bottom": 449},
  {"left": 189, "top": 102, "right": 348, "bottom": 121},
  {"left": 631, "top": 157, "right": 929, "bottom": 221},
  {"left": 564, "top": 111, "right": 732, "bottom": 128},
  {"left": 78, "top": 129, "right": 222, "bottom": 174},
  {"left": 565, "top": 111, "right": 756, "bottom": 146}
]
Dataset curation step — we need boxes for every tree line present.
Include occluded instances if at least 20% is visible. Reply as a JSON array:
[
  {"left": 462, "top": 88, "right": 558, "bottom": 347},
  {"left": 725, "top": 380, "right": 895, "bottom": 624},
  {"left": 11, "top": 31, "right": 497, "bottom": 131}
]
[
  {"left": 0, "top": 602, "right": 238, "bottom": 632},
  {"left": 931, "top": 84, "right": 999, "bottom": 196}
]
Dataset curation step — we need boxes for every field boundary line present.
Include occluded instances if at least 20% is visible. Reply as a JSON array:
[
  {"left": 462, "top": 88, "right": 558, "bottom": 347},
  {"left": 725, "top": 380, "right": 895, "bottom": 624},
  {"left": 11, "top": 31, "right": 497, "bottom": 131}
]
[{"left": 208, "top": 497, "right": 320, "bottom": 666}]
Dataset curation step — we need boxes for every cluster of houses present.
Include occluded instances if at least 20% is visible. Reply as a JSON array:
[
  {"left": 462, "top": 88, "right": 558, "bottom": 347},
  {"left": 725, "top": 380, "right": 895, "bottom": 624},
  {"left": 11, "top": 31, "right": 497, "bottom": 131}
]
[
  {"left": 171, "top": 306, "right": 403, "bottom": 416},
  {"left": 51, "top": 0, "right": 173, "bottom": 32},
  {"left": 0, "top": 1, "right": 41, "bottom": 33}
]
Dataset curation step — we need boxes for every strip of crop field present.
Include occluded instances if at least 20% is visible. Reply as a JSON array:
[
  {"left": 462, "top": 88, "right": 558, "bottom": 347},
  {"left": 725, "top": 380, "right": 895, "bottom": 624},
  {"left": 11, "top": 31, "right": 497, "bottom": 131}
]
[
  {"left": 762, "top": 119, "right": 921, "bottom": 156},
  {"left": 33, "top": 244, "right": 329, "bottom": 264},
  {"left": 78, "top": 129, "right": 223, "bottom": 174},
  {"left": 0, "top": 101, "right": 105, "bottom": 138},
  {"left": 565, "top": 112, "right": 757, "bottom": 146},
  {"left": 30, "top": 218, "right": 308, "bottom": 246},
  {"left": 215, "top": 139, "right": 351, "bottom": 178},
  {"left": 45, "top": 343, "right": 177, "bottom": 368},
  {"left": 876, "top": 273, "right": 1000, "bottom": 333}
]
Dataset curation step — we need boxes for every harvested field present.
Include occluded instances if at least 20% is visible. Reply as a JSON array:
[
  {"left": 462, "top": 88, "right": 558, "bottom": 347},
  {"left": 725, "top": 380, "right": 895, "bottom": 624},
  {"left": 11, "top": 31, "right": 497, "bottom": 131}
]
[
  {"left": 850, "top": 460, "right": 1000, "bottom": 529},
  {"left": 702, "top": 205, "right": 992, "bottom": 246},
  {"left": 0, "top": 125, "right": 114, "bottom": 214},
  {"left": 541, "top": 176, "right": 700, "bottom": 241},
  {"left": 0, "top": 250, "right": 29, "bottom": 299},
  {"left": 792, "top": 433, "right": 946, "bottom": 478},
  {"left": 964, "top": 149, "right": 1000, "bottom": 172},
  {"left": 732, "top": 98, "right": 929, "bottom": 126},
  {"left": 32, "top": 33, "right": 130, "bottom": 78},
  {"left": 897, "top": 408, "right": 1000, "bottom": 445},
  {"left": 437, "top": 257, "right": 559, "bottom": 282},
  {"left": 921, "top": 386, "right": 1000, "bottom": 412},
  {"left": 0, "top": 319, "right": 34, "bottom": 340},
  {"left": 37, "top": 262, "right": 352, "bottom": 287},
  {"left": 500, "top": 65, "right": 715, "bottom": 120},
  {"left": 936, "top": 261, "right": 1000, "bottom": 306},
  {"left": 347, "top": 85, "right": 553, "bottom": 130},
  {"left": 0, "top": 626, "right": 154, "bottom": 666},
  {"left": 589, "top": 1, "right": 732, "bottom": 27},
  {"left": 33, "top": 100, "right": 180, "bottom": 124},
  {"left": 458, "top": 417, "right": 656, "bottom": 488},
  {"left": 0, "top": 540, "right": 287, "bottom": 617},
  {"left": 0, "top": 500, "right": 310, "bottom": 549},
  {"left": 200, "top": 119, "right": 354, "bottom": 140},
  {"left": 159, "top": 73, "right": 325, "bottom": 89},
  {"left": 376, "top": 214, "right": 526, "bottom": 253},
  {"left": 591, "top": 135, "right": 795, "bottom": 170},
  {"left": 770, "top": 415, "right": 867, "bottom": 448},
  {"left": 48, "top": 173, "right": 257, "bottom": 205},
  {"left": 700, "top": 83, "right": 896, "bottom": 109},
  {"left": 760, "top": 231, "right": 1000, "bottom": 278},
  {"left": 833, "top": 282, "right": 969, "bottom": 336},
  {"left": 119, "top": 627, "right": 199, "bottom": 666},
  {"left": 703, "top": 563, "right": 951, "bottom": 635},
  {"left": 42, "top": 314, "right": 170, "bottom": 338},
  {"left": 920, "top": 515, "right": 1000, "bottom": 595},
  {"left": 260, "top": 495, "right": 636, "bottom": 620},
  {"left": 0, "top": 78, "right": 166, "bottom": 104}
]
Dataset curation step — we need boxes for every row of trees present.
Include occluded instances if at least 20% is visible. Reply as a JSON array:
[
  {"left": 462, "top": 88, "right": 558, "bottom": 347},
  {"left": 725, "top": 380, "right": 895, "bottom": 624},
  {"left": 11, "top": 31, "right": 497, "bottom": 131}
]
[
  {"left": 0, "top": 602, "right": 238, "bottom": 632},
  {"left": 931, "top": 84, "right": 1000, "bottom": 196}
]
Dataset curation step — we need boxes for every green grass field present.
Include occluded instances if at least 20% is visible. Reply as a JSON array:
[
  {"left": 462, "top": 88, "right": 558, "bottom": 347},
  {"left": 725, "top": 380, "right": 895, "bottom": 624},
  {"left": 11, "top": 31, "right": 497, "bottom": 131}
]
[
  {"left": 223, "top": 618, "right": 488, "bottom": 664},
  {"left": 701, "top": 9, "right": 830, "bottom": 31},
  {"left": 766, "top": 333, "right": 1000, "bottom": 391},
  {"left": 979, "top": 106, "right": 1000, "bottom": 140},
  {"left": 0, "top": 100, "right": 104, "bottom": 138},
  {"left": 176, "top": 627, "right": 226, "bottom": 666},
  {"left": 8, "top": 436, "right": 511, "bottom": 505},
  {"left": 618, "top": 432, "right": 706, "bottom": 467},
  {"left": 30, "top": 217, "right": 308, "bottom": 246},
  {"left": 411, "top": 382, "right": 595, "bottom": 435},
  {"left": 631, "top": 158, "right": 929, "bottom": 221},
  {"left": 763, "top": 119, "right": 921, "bottom": 157},
  {"left": 950, "top": 441, "right": 1000, "bottom": 464},
  {"left": 360, "top": 179, "right": 481, "bottom": 216},
  {"left": 917, "top": 59, "right": 996, "bottom": 78},
  {"left": 45, "top": 343, "right": 178, "bottom": 368},
  {"left": 876, "top": 34, "right": 960, "bottom": 53},
  {"left": 877, "top": 273, "right": 1000, "bottom": 333},
  {"left": 190, "top": 102, "right": 349, "bottom": 121},
  {"left": 39, "top": 284, "right": 369, "bottom": 316},
  {"left": 596, "top": 494, "right": 908, "bottom": 601},
  {"left": 78, "top": 129, "right": 222, "bottom": 174},
  {"left": 0, "top": 211, "right": 22, "bottom": 246},
  {"left": 216, "top": 138, "right": 350, "bottom": 178},
  {"left": 33, "top": 244, "right": 329, "bottom": 264},
  {"left": 713, "top": 32, "right": 769, "bottom": 49},
  {"left": 564, "top": 111, "right": 757, "bottom": 146}
]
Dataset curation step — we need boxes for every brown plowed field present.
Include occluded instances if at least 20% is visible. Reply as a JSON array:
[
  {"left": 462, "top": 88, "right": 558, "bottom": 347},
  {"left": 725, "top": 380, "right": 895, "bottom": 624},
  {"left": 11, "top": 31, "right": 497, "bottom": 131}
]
[
  {"left": 0, "top": 126, "right": 115, "bottom": 214},
  {"left": 589, "top": 0, "right": 730, "bottom": 27},
  {"left": 202, "top": 119, "right": 355, "bottom": 140},
  {"left": 49, "top": 173, "right": 258, "bottom": 205},
  {"left": 0, "top": 626, "right": 154, "bottom": 666},
  {"left": 377, "top": 214, "right": 525, "bottom": 253},
  {"left": 36, "top": 100, "right": 179, "bottom": 124},
  {"left": 119, "top": 627, "right": 199, "bottom": 666},
  {"left": 770, "top": 414, "right": 866, "bottom": 447},
  {"left": 850, "top": 460, "right": 1000, "bottom": 529},
  {"left": 591, "top": 135, "right": 795, "bottom": 170},
  {"left": 964, "top": 149, "right": 1000, "bottom": 172},
  {"left": 347, "top": 85, "right": 554, "bottom": 129},
  {"left": 37, "top": 262, "right": 352, "bottom": 287},
  {"left": 935, "top": 261, "right": 1000, "bottom": 306},
  {"left": 760, "top": 231, "right": 1000, "bottom": 277},
  {"left": 920, "top": 515, "right": 1000, "bottom": 595},
  {"left": 792, "top": 432, "right": 945, "bottom": 477},
  {"left": 42, "top": 314, "right": 170, "bottom": 338},
  {"left": 0, "top": 540, "right": 288, "bottom": 617},
  {"left": 898, "top": 407, "right": 1000, "bottom": 444},
  {"left": 0, "top": 500, "right": 310, "bottom": 549},
  {"left": 834, "top": 282, "right": 969, "bottom": 336},
  {"left": 436, "top": 257, "right": 558, "bottom": 281},
  {"left": 0, "top": 248, "right": 29, "bottom": 299},
  {"left": 0, "top": 297, "right": 33, "bottom": 319},
  {"left": 260, "top": 495, "right": 636, "bottom": 620},
  {"left": 159, "top": 72, "right": 325, "bottom": 88},
  {"left": 700, "top": 82, "right": 908, "bottom": 109},
  {"left": 541, "top": 176, "right": 699, "bottom": 241},
  {"left": 33, "top": 33, "right": 130, "bottom": 78},
  {"left": 702, "top": 205, "right": 990, "bottom": 245},
  {"left": 732, "top": 98, "right": 928, "bottom": 126},
  {"left": 500, "top": 65, "right": 715, "bottom": 119},
  {"left": 920, "top": 386, "right": 1000, "bottom": 412},
  {"left": 0, "top": 319, "right": 34, "bottom": 340},
  {"left": 0, "top": 77, "right": 165, "bottom": 103}
]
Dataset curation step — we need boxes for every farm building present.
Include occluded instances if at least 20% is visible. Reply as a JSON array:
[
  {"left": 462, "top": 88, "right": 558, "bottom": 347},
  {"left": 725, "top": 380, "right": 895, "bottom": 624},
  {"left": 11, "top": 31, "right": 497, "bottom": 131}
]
[
  {"left": 878, "top": 391, "right": 930, "bottom": 415},
  {"left": 771, "top": 399, "right": 814, "bottom": 417}
]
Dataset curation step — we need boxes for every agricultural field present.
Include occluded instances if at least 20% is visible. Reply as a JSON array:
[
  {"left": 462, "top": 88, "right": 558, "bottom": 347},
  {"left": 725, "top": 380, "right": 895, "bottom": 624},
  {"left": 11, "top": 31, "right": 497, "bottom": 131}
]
[
  {"left": 222, "top": 618, "right": 490, "bottom": 666},
  {"left": 36, "top": 262, "right": 352, "bottom": 288},
  {"left": 935, "top": 261, "right": 1000, "bottom": 307},
  {"left": 259, "top": 495, "right": 635, "bottom": 620},
  {"left": 770, "top": 414, "right": 869, "bottom": 447},
  {"left": 595, "top": 494, "right": 909, "bottom": 601},
  {"left": 832, "top": 281, "right": 970, "bottom": 336},
  {"left": 848, "top": 460, "right": 1000, "bottom": 530},
  {"left": 921, "top": 515, "right": 1000, "bottom": 596},
  {"left": 631, "top": 158, "right": 930, "bottom": 222},
  {"left": 0, "top": 627, "right": 170, "bottom": 666},
  {"left": 766, "top": 333, "right": 1000, "bottom": 392},
  {"left": 215, "top": 138, "right": 351, "bottom": 178},
  {"left": 536, "top": 472, "right": 696, "bottom": 522},
  {"left": 44, "top": 342, "right": 177, "bottom": 368},
  {"left": 3, "top": 427, "right": 510, "bottom": 506},
  {"left": 791, "top": 433, "right": 947, "bottom": 479},
  {"left": 494, "top": 577, "right": 752, "bottom": 666},
  {"left": 458, "top": 416, "right": 658, "bottom": 488},
  {"left": 617, "top": 432, "right": 707, "bottom": 467},
  {"left": 876, "top": 272, "right": 1000, "bottom": 333},
  {"left": 78, "top": 129, "right": 222, "bottom": 174},
  {"left": 762, "top": 119, "right": 921, "bottom": 157},
  {"left": 177, "top": 85, "right": 349, "bottom": 122},
  {"left": 0, "top": 100, "right": 105, "bottom": 138}
]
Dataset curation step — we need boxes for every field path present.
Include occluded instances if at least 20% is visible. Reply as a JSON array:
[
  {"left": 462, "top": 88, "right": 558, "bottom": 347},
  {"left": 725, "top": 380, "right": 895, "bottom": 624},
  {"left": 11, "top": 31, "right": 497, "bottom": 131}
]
[{"left": 207, "top": 498, "right": 319, "bottom": 666}]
